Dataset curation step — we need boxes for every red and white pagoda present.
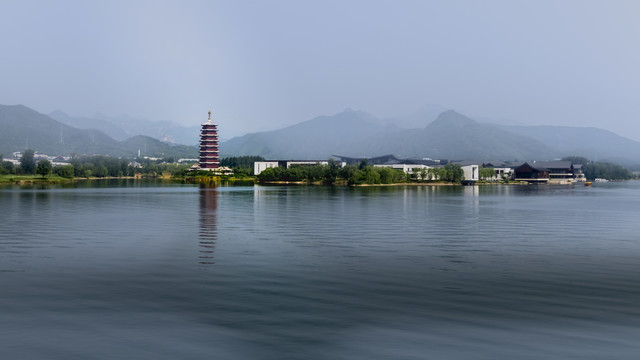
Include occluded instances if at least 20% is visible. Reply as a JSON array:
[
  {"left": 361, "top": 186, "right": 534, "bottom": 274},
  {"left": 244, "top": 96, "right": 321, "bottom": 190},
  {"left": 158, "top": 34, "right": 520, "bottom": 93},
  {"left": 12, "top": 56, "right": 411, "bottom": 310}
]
[{"left": 199, "top": 111, "right": 220, "bottom": 169}]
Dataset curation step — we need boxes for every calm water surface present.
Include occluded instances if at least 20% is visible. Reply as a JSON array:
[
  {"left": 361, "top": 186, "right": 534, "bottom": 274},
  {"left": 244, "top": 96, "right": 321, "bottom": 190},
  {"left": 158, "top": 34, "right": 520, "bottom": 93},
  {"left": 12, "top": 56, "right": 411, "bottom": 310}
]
[{"left": 1, "top": 180, "right": 640, "bottom": 359}]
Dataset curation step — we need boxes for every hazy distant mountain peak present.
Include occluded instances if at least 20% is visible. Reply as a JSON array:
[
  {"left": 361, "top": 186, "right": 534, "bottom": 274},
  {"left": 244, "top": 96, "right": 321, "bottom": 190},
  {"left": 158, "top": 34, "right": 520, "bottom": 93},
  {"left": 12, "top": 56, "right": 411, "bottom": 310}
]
[
  {"left": 428, "top": 110, "right": 478, "bottom": 128},
  {"left": 340, "top": 107, "right": 378, "bottom": 120}
]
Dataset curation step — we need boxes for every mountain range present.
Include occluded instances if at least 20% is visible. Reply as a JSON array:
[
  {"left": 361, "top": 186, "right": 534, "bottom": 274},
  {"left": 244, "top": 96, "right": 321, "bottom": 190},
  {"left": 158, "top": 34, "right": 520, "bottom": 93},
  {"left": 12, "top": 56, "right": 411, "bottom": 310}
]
[
  {"left": 2, "top": 103, "right": 639, "bottom": 166},
  {"left": 222, "top": 109, "right": 640, "bottom": 165},
  {"left": 0, "top": 104, "right": 198, "bottom": 159},
  {"left": 48, "top": 110, "right": 201, "bottom": 145}
]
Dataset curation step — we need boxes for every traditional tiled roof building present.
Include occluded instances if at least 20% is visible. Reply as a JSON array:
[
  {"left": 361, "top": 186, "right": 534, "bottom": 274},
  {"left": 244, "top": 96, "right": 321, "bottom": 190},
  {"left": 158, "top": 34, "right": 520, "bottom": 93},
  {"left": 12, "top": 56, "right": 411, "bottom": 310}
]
[{"left": 513, "top": 161, "right": 574, "bottom": 183}]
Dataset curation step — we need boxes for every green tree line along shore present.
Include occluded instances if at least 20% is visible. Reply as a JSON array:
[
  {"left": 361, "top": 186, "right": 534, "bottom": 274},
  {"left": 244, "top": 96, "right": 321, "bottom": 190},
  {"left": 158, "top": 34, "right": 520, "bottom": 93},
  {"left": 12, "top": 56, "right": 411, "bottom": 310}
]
[
  {"left": 1, "top": 152, "right": 636, "bottom": 184},
  {"left": 1, "top": 150, "right": 194, "bottom": 182},
  {"left": 256, "top": 160, "right": 466, "bottom": 185}
]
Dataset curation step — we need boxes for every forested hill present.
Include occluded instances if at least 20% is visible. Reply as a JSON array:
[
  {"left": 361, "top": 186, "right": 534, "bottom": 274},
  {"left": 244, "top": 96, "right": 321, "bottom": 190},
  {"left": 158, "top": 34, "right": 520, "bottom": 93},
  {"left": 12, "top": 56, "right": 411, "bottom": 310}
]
[{"left": 0, "top": 104, "right": 198, "bottom": 158}]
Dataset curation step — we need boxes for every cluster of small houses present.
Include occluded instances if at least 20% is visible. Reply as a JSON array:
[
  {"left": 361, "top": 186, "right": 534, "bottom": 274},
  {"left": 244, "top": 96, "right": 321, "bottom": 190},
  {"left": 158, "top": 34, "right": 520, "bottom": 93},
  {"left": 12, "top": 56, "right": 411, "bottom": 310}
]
[
  {"left": 6, "top": 152, "right": 72, "bottom": 167},
  {"left": 254, "top": 155, "right": 587, "bottom": 184}
]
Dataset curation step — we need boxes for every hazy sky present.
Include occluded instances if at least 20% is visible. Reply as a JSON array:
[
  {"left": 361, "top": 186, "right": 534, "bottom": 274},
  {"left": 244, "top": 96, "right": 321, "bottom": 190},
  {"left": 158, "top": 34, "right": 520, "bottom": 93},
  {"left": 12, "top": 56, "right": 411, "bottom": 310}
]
[{"left": 2, "top": 0, "right": 640, "bottom": 140}]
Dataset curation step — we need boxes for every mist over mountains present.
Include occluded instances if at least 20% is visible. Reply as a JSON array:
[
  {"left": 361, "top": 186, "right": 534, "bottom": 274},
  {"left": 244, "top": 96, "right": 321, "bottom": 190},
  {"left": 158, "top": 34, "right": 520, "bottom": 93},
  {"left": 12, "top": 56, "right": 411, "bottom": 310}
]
[
  {"left": 222, "top": 108, "right": 640, "bottom": 165},
  {"left": 2, "top": 103, "right": 640, "bottom": 167},
  {"left": 0, "top": 105, "right": 198, "bottom": 159},
  {"left": 49, "top": 110, "right": 200, "bottom": 145}
]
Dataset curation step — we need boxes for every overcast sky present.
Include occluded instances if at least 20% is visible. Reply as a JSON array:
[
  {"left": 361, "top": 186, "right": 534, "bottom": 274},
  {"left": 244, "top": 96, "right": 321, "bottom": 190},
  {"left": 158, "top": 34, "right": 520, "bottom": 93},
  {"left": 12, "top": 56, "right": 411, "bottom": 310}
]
[{"left": 2, "top": 0, "right": 640, "bottom": 140}]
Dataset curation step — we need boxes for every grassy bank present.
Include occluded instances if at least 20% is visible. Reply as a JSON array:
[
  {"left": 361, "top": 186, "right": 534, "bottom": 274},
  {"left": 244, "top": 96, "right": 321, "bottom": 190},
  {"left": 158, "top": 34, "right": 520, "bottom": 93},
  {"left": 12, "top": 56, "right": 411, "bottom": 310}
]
[
  {"left": 0, "top": 174, "right": 74, "bottom": 185},
  {"left": 182, "top": 174, "right": 257, "bottom": 186}
]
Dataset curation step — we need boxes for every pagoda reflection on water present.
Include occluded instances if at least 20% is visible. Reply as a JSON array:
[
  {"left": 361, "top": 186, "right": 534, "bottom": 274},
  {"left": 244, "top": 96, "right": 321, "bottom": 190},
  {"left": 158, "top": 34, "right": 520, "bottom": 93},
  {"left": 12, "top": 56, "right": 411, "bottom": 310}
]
[{"left": 198, "top": 186, "right": 218, "bottom": 265}]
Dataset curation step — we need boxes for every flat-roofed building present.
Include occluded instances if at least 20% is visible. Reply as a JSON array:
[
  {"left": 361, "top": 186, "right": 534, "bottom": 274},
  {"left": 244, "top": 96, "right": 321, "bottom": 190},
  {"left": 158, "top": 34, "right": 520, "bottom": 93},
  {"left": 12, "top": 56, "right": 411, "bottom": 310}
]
[{"left": 254, "top": 160, "right": 340, "bottom": 175}]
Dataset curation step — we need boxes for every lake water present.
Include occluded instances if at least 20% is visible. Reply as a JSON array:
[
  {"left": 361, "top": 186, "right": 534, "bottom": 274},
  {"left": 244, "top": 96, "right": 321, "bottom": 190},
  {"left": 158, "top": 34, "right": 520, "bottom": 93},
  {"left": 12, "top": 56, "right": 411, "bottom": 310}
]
[{"left": 1, "top": 180, "right": 640, "bottom": 359}]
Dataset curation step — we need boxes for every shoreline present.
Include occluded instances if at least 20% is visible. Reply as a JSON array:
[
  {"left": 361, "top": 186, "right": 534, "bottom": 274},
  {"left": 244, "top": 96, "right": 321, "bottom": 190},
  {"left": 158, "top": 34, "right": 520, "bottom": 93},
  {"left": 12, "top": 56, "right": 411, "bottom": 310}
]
[
  {"left": 0, "top": 175, "right": 143, "bottom": 185},
  {"left": 2, "top": 175, "right": 624, "bottom": 187},
  {"left": 257, "top": 181, "right": 527, "bottom": 186}
]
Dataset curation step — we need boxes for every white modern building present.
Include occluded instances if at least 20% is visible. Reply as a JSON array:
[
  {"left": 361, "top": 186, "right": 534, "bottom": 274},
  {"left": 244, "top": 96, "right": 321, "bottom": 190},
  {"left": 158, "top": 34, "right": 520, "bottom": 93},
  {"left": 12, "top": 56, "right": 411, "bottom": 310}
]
[
  {"left": 254, "top": 160, "right": 341, "bottom": 175},
  {"left": 461, "top": 164, "right": 479, "bottom": 182},
  {"left": 254, "top": 161, "right": 280, "bottom": 175}
]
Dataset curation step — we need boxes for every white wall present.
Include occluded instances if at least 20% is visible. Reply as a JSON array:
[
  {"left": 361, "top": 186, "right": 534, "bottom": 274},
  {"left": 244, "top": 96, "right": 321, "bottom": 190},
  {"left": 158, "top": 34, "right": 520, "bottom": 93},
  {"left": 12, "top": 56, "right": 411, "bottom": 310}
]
[
  {"left": 461, "top": 165, "right": 479, "bottom": 181},
  {"left": 254, "top": 161, "right": 280, "bottom": 175}
]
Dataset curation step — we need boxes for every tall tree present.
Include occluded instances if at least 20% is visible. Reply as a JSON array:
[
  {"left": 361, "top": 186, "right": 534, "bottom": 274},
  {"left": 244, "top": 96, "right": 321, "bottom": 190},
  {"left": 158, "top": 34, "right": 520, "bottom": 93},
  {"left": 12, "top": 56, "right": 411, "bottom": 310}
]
[
  {"left": 1, "top": 161, "right": 13, "bottom": 175},
  {"left": 54, "top": 164, "right": 74, "bottom": 179},
  {"left": 36, "top": 159, "right": 52, "bottom": 179},
  {"left": 479, "top": 167, "right": 495, "bottom": 181},
  {"left": 20, "top": 149, "right": 36, "bottom": 174}
]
